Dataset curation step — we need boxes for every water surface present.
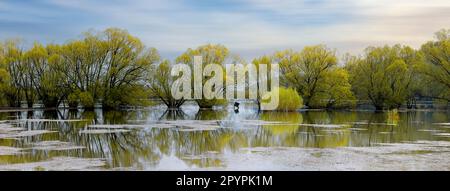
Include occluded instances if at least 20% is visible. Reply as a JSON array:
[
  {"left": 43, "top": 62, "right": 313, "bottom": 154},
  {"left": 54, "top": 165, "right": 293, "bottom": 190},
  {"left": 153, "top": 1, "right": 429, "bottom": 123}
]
[{"left": 0, "top": 105, "right": 449, "bottom": 170}]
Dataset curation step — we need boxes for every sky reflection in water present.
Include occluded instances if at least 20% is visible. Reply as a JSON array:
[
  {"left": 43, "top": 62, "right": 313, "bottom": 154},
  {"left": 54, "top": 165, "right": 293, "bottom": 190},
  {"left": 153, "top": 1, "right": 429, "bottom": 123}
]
[{"left": 0, "top": 105, "right": 449, "bottom": 170}]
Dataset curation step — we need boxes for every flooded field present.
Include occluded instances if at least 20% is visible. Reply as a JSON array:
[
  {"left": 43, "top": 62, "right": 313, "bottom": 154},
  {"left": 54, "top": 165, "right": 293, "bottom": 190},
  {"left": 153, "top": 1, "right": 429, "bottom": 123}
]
[{"left": 0, "top": 104, "right": 449, "bottom": 171}]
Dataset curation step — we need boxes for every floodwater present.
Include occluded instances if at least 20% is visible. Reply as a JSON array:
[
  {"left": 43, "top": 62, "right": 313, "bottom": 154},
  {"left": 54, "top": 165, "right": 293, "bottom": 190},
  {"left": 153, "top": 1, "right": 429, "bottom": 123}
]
[{"left": 0, "top": 104, "right": 449, "bottom": 171}]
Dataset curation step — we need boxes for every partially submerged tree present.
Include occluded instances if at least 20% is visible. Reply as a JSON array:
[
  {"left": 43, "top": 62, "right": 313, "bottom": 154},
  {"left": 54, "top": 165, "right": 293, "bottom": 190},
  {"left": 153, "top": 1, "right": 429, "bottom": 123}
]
[
  {"left": 60, "top": 28, "right": 159, "bottom": 109},
  {"left": 25, "top": 43, "right": 68, "bottom": 108},
  {"left": 147, "top": 60, "right": 186, "bottom": 108},
  {"left": 176, "top": 44, "right": 228, "bottom": 108},
  {"left": 0, "top": 28, "right": 448, "bottom": 111},
  {"left": 251, "top": 55, "right": 275, "bottom": 111},
  {"left": 415, "top": 29, "right": 450, "bottom": 102},
  {"left": 310, "top": 68, "right": 355, "bottom": 108},
  {"left": 98, "top": 28, "right": 159, "bottom": 108},
  {"left": 275, "top": 45, "right": 354, "bottom": 108},
  {"left": 2, "top": 40, "right": 27, "bottom": 107},
  {"left": 0, "top": 43, "right": 8, "bottom": 106},
  {"left": 347, "top": 45, "right": 421, "bottom": 110},
  {"left": 0, "top": 28, "right": 159, "bottom": 109}
]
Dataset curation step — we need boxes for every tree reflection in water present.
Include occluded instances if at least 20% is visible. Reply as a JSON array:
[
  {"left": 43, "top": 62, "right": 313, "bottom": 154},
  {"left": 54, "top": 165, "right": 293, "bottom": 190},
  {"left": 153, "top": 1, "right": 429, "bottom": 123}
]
[
  {"left": 0, "top": 107, "right": 448, "bottom": 169},
  {"left": 159, "top": 109, "right": 186, "bottom": 120}
]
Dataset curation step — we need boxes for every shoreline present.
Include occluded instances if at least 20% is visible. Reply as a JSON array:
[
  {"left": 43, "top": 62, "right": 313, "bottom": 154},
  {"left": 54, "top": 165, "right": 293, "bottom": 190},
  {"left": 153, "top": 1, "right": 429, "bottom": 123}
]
[{"left": 0, "top": 106, "right": 448, "bottom": 113}]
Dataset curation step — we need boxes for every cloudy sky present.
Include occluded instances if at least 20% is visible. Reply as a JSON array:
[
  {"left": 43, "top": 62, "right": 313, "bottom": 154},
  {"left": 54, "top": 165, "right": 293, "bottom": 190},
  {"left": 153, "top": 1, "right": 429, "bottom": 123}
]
[{"left": 0, "top": 0, "right": 449, "bottom": 59}]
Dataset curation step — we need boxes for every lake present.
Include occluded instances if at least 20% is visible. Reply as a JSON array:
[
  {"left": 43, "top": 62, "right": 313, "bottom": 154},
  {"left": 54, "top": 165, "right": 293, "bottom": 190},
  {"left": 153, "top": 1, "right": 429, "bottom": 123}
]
[{"left": 1, "top": 104, "right": 449, "bottom": 170}]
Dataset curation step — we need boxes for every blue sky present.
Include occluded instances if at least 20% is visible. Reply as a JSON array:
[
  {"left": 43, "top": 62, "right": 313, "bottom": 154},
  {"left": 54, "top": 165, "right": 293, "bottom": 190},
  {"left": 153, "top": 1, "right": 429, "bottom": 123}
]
[{"left": 0, "top": 0, "right": 449, "bottom": 59}]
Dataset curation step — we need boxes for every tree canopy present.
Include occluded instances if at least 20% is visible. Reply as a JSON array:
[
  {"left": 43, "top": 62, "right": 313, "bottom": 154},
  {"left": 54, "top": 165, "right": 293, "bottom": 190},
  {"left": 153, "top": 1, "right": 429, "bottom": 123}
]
[{"left": 347, "top": 45, "right": 421, "bottom": 110}]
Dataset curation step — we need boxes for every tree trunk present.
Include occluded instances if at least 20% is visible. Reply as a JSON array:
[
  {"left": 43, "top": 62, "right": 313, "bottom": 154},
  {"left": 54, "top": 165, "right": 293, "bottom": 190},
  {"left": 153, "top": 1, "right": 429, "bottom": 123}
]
[
  {"left": 27, "top": 100, "right": 33, "bottom": 108},
  {"left": 256, "top": 100, "right": 261, "bottom": 111}
]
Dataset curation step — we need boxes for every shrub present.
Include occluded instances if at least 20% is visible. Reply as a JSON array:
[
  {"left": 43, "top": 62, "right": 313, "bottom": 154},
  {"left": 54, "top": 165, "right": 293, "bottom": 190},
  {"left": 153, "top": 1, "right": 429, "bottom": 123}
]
[{"left": 263, "top": 87, "right": 303, "bottom": 111}]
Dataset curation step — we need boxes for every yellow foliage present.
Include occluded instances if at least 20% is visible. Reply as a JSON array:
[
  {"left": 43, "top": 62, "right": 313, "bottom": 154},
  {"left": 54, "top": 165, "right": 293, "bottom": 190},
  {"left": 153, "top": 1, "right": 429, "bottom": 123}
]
[{"left": 263, "top": 87, "right": 303, "bottom": 111}]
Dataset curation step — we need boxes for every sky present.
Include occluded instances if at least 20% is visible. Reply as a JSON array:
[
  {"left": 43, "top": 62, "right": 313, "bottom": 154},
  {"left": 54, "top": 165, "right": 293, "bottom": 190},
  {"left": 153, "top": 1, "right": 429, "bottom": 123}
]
[{"left": 0, "top": 0, "right": 449, "bottom": 60}]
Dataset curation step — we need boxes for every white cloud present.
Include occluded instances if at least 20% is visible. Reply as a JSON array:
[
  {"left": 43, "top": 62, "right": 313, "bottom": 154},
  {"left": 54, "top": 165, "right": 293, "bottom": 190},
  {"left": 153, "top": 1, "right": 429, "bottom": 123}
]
[
  {"left": 0, "top": 0, "right": 448, "bottom": 60},
  {"left": 240, "top": 0, "right": 450, "bottom": 56}
]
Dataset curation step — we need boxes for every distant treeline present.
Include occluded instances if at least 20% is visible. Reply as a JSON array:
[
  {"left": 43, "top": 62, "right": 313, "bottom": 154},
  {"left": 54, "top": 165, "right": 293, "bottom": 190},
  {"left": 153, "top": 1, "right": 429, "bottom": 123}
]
[{"left": 0, "top": 28, "right": 449, "bottom": 110}]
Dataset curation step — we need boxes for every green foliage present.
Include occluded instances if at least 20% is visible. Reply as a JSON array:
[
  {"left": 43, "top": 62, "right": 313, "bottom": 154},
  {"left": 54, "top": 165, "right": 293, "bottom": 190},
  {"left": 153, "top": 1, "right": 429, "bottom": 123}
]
[
  {"left": 78, "top": 91, "right": 95, "bottom": 109},
  {"left": 1, "top": 28, "right": 159, "bottom": 109},
  {"left": 147, "top": 60, "right": 186, "bottom": 108},
  {"left": 277, "top": 87, "right": 303, "bottom": 111},
  {"left": 0, "top": 28, "right": 449, "bottom": 111},
  {"left": 0, "top": 43, "right": 8, "bottom": 106},
  {"left": 176, "top": 44, "right": 229, "bottom": 66},
  {"left": 98, "top": 28, "right": 159, "bottom": 108},
  {"left": 251, "top": 55, "right": 274, "bottom": 110},
  {"left": 104, "top": 85, "right": 151, "bottom": 107},
  {"left": 0, "top": 69, "right": 9, "bottom": 107},
  {"left": 274, "top": 45, "right": 354, "bottom": 108},
  {"left": 308, "top": 68, "right": 355, "bottom": 108},
  {"left": 347, "top": 45, "right": 421, "bottom": 110},
  {"left": 176, "top": 44, "right": 228, "bottom": 108},
  {"left": 67, "top": 91, "right": 79, "bottom": 108},
  {"left": 26, "top": 42, "right": 67, "bottom": 107},
  {"left": 263, "top": 87, "right": 303, "bottom": 111},
  {"left": 415, "top": 29, "right": 450, "bottom": 102},
  {"left": 2, "top": 40, "right": 26, "bottom": 107}
]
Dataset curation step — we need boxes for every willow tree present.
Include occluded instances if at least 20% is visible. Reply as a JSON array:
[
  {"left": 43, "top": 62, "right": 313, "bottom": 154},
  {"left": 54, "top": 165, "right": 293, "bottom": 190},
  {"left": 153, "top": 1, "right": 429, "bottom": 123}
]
[
  {"left": 251, "top": 55, "right": 283, "bottom": 110},
  {"left": 2, "top": 40, "right": 27, "bottom": 107},
  {"left": 176, "top": 44, "right": 228, "bottom": 108},
  {"left": 0, "top": 43, "right": 8, "bottom": 106},
  {"left": 415, "top": 29, "right": 450, "bottom": 102},
  {"left": 24, "top": 43, "right": 46, "bottom": 107},
  {"left": 275, "top": 45, "right": 354, "bottom": 108},
  {"left": 99, "top": 28, "right": 159, "bottom": 108},
  {"left": 59, "top": 38, "right": 101, "bottom": 108},
  {"left": 251, "top": 55, "right": 271, "bottom": 110},
  {"left": 60, "top": 28, "right": 160, "bottom": 109},
  {"left": 147, "top": 60, "right": 185, "bottom": 108},
  {"left": 0, "top": 41, "right": 63, "bottom": 107},
  {"left": 347, "top": 45, "right": 421, "bottom": 110},
  {"left": 22, "top": 43, "right": 68, "bottom": 108},
  {"left": 313, "top": 68, "right": 355, "bottom": 108}
]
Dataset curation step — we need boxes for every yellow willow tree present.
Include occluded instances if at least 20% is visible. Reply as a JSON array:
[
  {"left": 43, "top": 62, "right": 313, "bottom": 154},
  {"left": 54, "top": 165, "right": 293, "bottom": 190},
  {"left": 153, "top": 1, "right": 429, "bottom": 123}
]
[
  {"left": 2, "top": 40, "right": 27, "bottom": 107},
  {"left": 23, "top": 43, "right": 68, "bottom": 108},
  {"left": 24, "top": 42, "right": 46, "bottom": 107},
  {"left": 100, "top": 28, "right": 160, "bottom": 108},
  {"left": 0, "top": 42, "right": 8, "bottom": 106},
  {"left": 60, "top": 34, "right": 111, "bottom": 108},
  {"left": 251, "top": 55, "right": 272, "bottom": 110},
  {"left": 415, "top": 29, "right": 450, "bottom": 102},
  {"left": 347, "top": 45, "right": 421, "bottom": 110},
  {"left": 275, "top": 45, "right": 354, "bottom": 108},
  {"left": 147, "top": 60, "right": 186, "bottom": 108},
  {"left": 60, "top": 28, "right": 160, "bottom": 109},
  {"left": 313, "top": 68, "right": 355, "bottom": 108},
  {"left": 251, "top": 55, "right": 286, "bottom": 110},
  {"left": 176, "top": 44, "right": 228, "bottom": 108}
]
